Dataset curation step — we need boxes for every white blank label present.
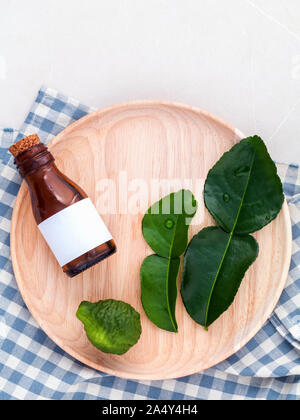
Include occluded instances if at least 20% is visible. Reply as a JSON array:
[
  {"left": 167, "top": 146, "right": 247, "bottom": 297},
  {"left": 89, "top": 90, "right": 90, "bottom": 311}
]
[{"left": 38, "top": 198, "right": 113, "bottom": 266}]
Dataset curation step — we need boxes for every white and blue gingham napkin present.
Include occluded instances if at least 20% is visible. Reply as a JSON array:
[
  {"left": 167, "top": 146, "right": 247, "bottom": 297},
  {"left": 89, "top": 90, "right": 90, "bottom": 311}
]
[{"left": 0, "top": 87, "right": 299, "bottom": 400}]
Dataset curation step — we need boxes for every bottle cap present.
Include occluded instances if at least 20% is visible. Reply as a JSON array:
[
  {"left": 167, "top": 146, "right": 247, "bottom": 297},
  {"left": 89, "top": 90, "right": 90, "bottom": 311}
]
[{"left": 9, "top": 134, "right": 41, "bottom": 157}]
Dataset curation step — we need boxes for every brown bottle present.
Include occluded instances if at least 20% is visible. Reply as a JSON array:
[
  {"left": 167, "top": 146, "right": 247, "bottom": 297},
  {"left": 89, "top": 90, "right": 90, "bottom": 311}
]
[{"left": 9, "top": 134, "right": 116, "bottom": 277}]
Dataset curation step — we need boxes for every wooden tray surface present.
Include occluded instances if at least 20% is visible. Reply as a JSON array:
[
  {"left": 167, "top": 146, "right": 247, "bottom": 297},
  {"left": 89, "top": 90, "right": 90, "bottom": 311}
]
[{"left": 11, "top": 101, "right": 292, "bottom": 380}]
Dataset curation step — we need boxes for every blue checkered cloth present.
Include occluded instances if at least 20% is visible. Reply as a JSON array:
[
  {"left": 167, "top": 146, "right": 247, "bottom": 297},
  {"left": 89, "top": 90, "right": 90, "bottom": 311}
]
[{"left": 0, "top": 87, "right": 299, "bottom": 400}]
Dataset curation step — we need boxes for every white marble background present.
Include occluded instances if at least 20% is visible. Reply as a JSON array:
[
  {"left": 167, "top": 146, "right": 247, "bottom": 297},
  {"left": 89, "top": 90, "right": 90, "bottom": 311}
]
[{"left": 0, "top": 0, "right": 300, "bottom": 164}]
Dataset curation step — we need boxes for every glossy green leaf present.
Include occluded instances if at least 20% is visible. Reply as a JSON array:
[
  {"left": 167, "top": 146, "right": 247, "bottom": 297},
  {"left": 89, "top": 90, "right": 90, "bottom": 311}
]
[
  {"left": 141, "top": 255, "right": 180, "bottom": 332},
  {"left": 204, "top": 136, "right": 284, "bottom": 234},
  {"left": 142, "top": 189, "right": 198, "bottom": 258},
  {"left": 76, "top": 300, "right": 142, "bottom": 355},
  {"left": 141, "top": 190, "right": 198, "bottom": 333},
  {"left": 181, "top": 227, "right": 259, "bottom": 329}
]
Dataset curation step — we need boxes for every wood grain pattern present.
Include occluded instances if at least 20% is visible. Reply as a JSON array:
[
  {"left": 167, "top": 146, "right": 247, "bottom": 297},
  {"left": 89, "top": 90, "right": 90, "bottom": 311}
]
[{"left": 10, "top": 101, "right": 292, "bottom": 380}]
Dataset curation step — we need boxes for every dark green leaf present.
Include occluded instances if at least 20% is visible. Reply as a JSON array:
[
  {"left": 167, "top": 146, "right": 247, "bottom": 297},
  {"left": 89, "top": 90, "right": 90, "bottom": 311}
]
[
  {"left": 142, "top": 190, "right": 198, "bottom": 258},
  {"left": 181, "top": 227, "right": 259, "bottom": 329},
  {"left": 140, "top": 190, "right": 197, "bottom": 332},
  {"left": 204, "top": 136, "right": 284, "bottom": 234},
  {"left": 76, "top": 300, "right": 142, "bottom": 355},
  {"left": 141, "top": 255, "right": 180, "bottom": 332}
]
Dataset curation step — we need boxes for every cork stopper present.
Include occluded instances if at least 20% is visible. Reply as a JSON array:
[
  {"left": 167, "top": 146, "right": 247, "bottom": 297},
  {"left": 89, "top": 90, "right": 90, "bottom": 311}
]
[{"left": 9, "top": 134, "right": 41, "bottom": 157}]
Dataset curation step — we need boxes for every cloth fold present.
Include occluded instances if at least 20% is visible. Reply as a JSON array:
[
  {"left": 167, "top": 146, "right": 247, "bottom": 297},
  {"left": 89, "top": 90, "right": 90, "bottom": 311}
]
[{"left": 0, "top": 87, "right": 299, "bottom": 400}]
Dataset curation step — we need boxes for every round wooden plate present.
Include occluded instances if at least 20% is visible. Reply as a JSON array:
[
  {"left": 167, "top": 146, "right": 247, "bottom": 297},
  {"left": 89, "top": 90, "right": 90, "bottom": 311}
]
[{"left": 11, "top": 101, "right": 292, "bottom": 380}]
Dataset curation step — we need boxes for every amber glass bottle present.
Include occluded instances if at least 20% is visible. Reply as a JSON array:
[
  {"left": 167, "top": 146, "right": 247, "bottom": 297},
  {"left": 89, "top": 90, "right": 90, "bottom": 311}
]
[{"left": 9, "top": 134, "right": 116, "bottom": 277}]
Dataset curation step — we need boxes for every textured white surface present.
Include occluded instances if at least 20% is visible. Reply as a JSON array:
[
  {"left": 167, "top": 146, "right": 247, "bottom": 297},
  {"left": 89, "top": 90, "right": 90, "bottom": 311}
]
[{"left": 0, "top": 0, "right": 299, "bottom": 163}]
